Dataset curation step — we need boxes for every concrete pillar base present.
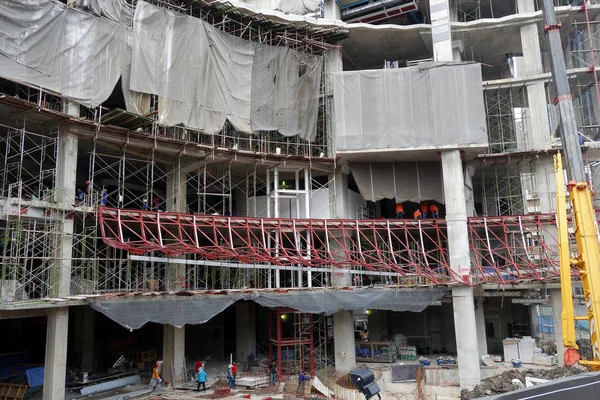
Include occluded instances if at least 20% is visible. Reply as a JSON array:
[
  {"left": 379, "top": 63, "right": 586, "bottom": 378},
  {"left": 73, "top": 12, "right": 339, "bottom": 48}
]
[
  {"left": 452, "top": 286, "right": 481, "bottom": 390},
  {"left": 333, "top": 310, "right": 355, "bottom": 374},
  {"left": 43, "top": 308, "right": 69, "bottom": 400},
  {"left": 163, "top": 325, "right": 186, "bottom": 384}
]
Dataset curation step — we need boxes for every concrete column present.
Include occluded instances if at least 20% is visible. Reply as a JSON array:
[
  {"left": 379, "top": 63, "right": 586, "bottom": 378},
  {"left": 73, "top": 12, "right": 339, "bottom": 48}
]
[
  {"left": 51, "top": 130, "right": 78, "bottom": 297},
  {"left": 236, "top": 302, "right": 257, "bottom": 364},
  {"left": 430, "top": 0, "right": 453, "bottom": 62},
  {"left": 43, "top": 308, "right": 69, "bottom": 400},
  {"left": 474, "top": 297, "right": 488, "bottom": 357},
  {"left": 163, "top": 325, "right": 186, "bottom": 384},
  {"left": 166, "top": 162, "right": 187, "bottom": 214},
  {"left": 323, "top": 0, "right": 341, "bottom": 20},
  {"left": 163, "top": 162, "right": 187, "bottom": 383},
  {"left": 551, "top": 289, "right": 566, "bottom": 367},
  {"left": 165, "top": 163, "right": 187, "bottom": 291},
  {"left": 331, "top": 169, "right": 349, "bottom": 219},
  {"left": 442, "top": 150, "right": 481, "bottom": 390},
  {"left": 516, "top": 0, "right": 551, "bottom": 151},
  {"left": 331, "top": 232, "right": 356, "bottom": 373}
]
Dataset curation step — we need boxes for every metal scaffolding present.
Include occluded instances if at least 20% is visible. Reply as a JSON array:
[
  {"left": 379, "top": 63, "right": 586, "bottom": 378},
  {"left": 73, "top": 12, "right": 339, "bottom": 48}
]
[{"left": 484, "top": 87, "right": 530, "bottom": 154}]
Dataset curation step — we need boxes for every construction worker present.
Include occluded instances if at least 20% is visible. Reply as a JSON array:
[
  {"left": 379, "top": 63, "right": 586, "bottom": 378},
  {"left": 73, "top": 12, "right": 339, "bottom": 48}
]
[
  {"left": 296, "top": 370, "right": 310, "bottom": 396},
  {"left": 430, "top": 203, "right": 440, "bottom": 218},
  {"left": 196, "top": 367, "right": 207, "bottom": 392},
  {"left": 101, "top": 188, "right": 108, "bottom": 206},
  {"left": 413, "top": 209, "right": 422, "bottom": 220},
  {"left": 151, "top": 362, "right": 162, "bottom": 391},
  {"left": 395, "top": 202, "right": 404, "bottom": 219},
  {"left": 420, "top": 203, "right": 428, "bottom": 219}
]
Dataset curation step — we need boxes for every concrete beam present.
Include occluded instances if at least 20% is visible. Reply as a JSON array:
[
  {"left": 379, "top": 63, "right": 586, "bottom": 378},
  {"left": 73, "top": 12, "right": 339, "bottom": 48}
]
[{"left": 43, "top": 308, "right": 69, "bottom": 400}]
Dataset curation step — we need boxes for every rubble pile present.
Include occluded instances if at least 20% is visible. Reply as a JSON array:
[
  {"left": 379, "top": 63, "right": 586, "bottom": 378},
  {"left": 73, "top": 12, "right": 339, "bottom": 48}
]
[
  {"left": 577, "top": 339, "right": 592, "bottom": 361},
  {"left": 460, "top": 366, "right": 586, "bottom": 400}
]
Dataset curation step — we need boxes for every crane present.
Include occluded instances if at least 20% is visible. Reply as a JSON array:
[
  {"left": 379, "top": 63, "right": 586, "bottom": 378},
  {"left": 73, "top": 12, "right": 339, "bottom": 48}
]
[{"left": 543, "top": 0, "right": 600, "bottom": 369}]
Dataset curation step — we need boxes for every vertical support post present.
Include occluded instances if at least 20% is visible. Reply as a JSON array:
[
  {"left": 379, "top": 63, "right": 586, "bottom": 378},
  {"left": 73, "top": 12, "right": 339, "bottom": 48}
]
[
  {"left": 44, "top": 126, "right": 77, "bottom": 398},
  {"left": 43, "top": 308, "right": 69, "bottom": 400},
  {"left": 274, "top": 167, "right": 280, "bottom": 288},
  {"left": 277, "top": 311, "right": 282, "bottom": 377},
  {"left": 236, "top": 302, "right": 257, "bottom": 365},
  {"left": 163, "top": 325, "right": 186, "bottom": 384},
  {"left": 163, "top": 160, "right": 187, "bottom": 384},
  {"left": 442, "top": 150, "right": 481, "bottom": 390},
  {"left": 304, "top": 168, "right": 312, "bottom": 287},
  {"left": 430, "top": 0, "right": 454, "bottom": 62}
]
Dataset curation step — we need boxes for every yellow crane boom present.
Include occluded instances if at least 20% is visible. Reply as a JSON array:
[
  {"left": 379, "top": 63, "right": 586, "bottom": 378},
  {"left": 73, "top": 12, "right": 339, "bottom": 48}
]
[{"left": 543, "top": 0, "right": 600, "bottom": 369}]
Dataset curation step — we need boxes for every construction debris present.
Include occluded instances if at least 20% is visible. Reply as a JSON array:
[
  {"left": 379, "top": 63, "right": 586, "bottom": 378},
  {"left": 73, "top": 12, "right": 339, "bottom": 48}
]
[{"left": 460, "top": 366, "right": 587, "bottom": 399}]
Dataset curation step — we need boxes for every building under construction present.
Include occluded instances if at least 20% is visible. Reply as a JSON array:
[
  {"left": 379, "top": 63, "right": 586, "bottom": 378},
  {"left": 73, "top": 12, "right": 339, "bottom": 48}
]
[{"left": 1, "top": 0, "right": 599, "bottom": 399}]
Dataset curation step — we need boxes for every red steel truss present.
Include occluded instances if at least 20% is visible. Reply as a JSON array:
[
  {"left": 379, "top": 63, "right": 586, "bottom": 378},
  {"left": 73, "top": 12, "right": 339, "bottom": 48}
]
[{"left": 98, "top": 207, "right": 560, "bottom": 286}]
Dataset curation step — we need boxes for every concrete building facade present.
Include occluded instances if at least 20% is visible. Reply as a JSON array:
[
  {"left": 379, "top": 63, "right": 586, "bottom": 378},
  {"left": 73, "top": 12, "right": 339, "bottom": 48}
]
[{"left": 0, "top": 0, "right": 598, "bottom": 398}]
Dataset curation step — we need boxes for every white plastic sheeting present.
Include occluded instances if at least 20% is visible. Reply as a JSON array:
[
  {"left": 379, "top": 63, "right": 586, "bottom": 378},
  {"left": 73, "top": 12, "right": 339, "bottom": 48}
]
[
  {"left": 278, "top": 0, "right": 322, "bottom": 15},
  {"left": 131, "top": 1, "right": 322, "bottom": 139},
  {"left": 350, "top": 162, "right": 443, "bottom": 202},
  {"left": 333, "top": 62, "right": 488, "bottom": 151},
  {"left": 251, "top": 45, "right": 323, "bottom": 141},
  {"left": 0, "top": 0, "right": 126, "bottom": 107},
  {"left": 75, "top": 0, "right": 134, "bottom": 25},
  {"left": 88, "top": 287, "right": 446, "bottom": 329}
]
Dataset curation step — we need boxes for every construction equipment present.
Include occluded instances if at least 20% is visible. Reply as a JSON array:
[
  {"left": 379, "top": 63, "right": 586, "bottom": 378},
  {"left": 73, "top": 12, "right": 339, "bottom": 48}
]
[{"left": 543, "top": 0, "right": 600, "bottom": 369}]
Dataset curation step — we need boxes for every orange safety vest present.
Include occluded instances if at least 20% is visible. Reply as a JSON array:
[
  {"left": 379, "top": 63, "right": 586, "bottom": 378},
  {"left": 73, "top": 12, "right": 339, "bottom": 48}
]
[
  {"left": 420, "top": 203, "right": 428, "bottom": 213},
  {"left": 395, "top": 203, "right": 404, "bottom": 212},
  {"left": 430, "top": 204, "right": 439, "bottom": 213},
  {"left": 413, "top": 210, "right": 421, "bottom": 219}
]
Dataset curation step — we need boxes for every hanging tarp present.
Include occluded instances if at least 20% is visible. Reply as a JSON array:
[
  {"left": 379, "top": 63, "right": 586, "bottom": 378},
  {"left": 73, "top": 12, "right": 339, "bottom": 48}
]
[
  {"left": 131, "top": 1, "right": 323, "bottom": 139},
  {"left": 349, "top": 162, "right": 443, "bottom": 203},
  {"left": 0, "top": 0, "right": 126, "bottom": 106},
  {"left": 87, "top": 287, "right": 446, "bottom": 329},
  {"left": 333, "top": 62, "right": 488, "bottom": 151},
  {"left": 250, "top": 44, "right": 323, "bottom": 141}
]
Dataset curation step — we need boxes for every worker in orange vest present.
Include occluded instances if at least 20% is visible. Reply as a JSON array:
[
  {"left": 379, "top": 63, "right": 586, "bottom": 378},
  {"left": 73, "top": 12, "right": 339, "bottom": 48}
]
[
  {"left": 395, "top": 202, "right": 404, "bottom": 219},
  {"left": 413, "top": 209, "right": 422, "bottom": 220},
  {"left": 430, "top": 204, "right": 440, "bottom": 218},
  {"left": 420, "top": 203, "right": 429, "bottom": 219}
]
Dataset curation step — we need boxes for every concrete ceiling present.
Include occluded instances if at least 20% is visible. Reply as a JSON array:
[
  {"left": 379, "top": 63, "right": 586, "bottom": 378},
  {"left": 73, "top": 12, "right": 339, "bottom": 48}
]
[{"left": 341, "top": 23, "right": 431, "bottom": 70}]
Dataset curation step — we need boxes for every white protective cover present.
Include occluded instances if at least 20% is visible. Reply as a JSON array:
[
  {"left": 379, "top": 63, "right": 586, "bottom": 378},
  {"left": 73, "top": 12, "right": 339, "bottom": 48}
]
[
  {"left": 75, "top": 0, "right": 134, "bottom": 25},
  {"left": 250, "top": 44, "right": 323, "bottom": 141},
  {"left": 131, "top": 1, "right": 322, "bottom": 140},
  {"left": 333, "top": 62, "right": 488, "bottom": 151},
  {"left": 350, "top": 162, "right": 444, "bottom": 203},
  {"left": 0, "top": 0, "right": 126, "bottom": 106},
  {"left": 278, "top": 0, "right": 321, "bottom": 15}
]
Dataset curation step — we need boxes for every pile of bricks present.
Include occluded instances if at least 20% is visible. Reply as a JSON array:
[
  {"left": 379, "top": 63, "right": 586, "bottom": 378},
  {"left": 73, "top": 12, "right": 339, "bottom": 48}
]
[{"left": 211, "top": 387, "right": 231, "bottom": 398}]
